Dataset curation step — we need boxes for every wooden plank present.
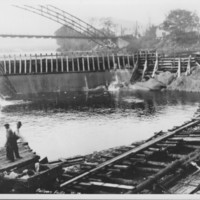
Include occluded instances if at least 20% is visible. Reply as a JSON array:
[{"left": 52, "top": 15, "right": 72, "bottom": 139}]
[
  {"left": 113, "top": 164, "right": 129, "bottom": 170},
  {"left": 89, "top": 181, "right": 135, "bottom": 190},
  {"left": 0, "top": 155, "right": 39, "bottom": 172},
  {"left": 135, "top": 166, "right": 161, "bottom": 173},
  {"left": 146, "top": 161, "right": 168, "bottom": 167},
  {"left": 156, "top": 143, "right": 177, "bottom": 147},
  {"left": 101, "top": 177, "right": 138, "bottom": 186},
  {"left": 130, "top": 149, "right": 200, "bottom": 194},
  {"left": 0, "top": 149, "right": 33, "bottom": 161}
]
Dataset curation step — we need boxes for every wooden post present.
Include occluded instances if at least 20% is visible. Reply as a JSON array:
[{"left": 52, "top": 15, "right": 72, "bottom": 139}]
[
  {"left": 112, "top": 54, "right": 115, "bottom": 69},
  {"left": 35, "top": 54, "right": 37, "bottom": 73},
  {"left": 152, "top": 52, "right": 158, "bottom": 78},
  {"left": 72, "top": 55, "right": 75, "bottom": 72},
  {"left": 61, "top": 54, "right": 64, "bottom": 72},
  {"left": 51, "top": 53, "right": 53, "bottom": 72},
  {"left": 66, "top": 56, "right": 69, "bottom": 72},
  {"left": 3, "top": 55, "right": 6, "bottom": 74},
  {"left": 40, "top": 53, "right": 43, "bottom": 73},
  {"left": 8, "top": 55, "right": 11, "bottom": 74},
  {"left": 122, "top": 55, "right": 125, "bottom": 68},
  {"left": 77, "top": 56, "right": 80, "bottom": 71},
  {"left": 185, "top": 55, "right": 191, "bottom": 76},
  {"left": 117, "top": 56, "right": 121, "bottom": 69},
  {"left": 29, "top": 54, "right": 32, "bottom": 73},
  {"left": 127, "top": 55, "right": 130, "bottom": 67},
  {"left": 102, "top": 55, "right": 105, "bottom": 70},
  {"left": 24, "top": 54, "right": 27, "bottom": 74},
  {"left": 19, "top": 54, "right": 22, "bottom": 74},
  {"left": 97, "top": 55, "right": 100, "bottom": 71},
  {"left": 107, "top": 55, "right": 110, "bottom": 70},
  {"left": 92, "top": 56, "right": 95, "bottom": 71},
  {"left": 82, "top": 57, "right": 85, "bottom": 71},
  {"left": 177, "top": 58, "right": 181, "bottom": 78},
  {"left": 56, "top": 53, "right": 58, "bottom": 72},
  {"left": 14, "top": 55, "right": 16, "bottom": 74},
  {"left": 87, "top": 54, "right": 90, "bottom": 71},
  {"left": 45, "top": 53, "right": 48, "bottom": 73}
]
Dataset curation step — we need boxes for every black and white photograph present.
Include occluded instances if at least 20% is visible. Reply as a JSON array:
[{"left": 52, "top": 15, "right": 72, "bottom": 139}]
[{"left": 1, "top": 0, "right": 200, "bottom": 197}]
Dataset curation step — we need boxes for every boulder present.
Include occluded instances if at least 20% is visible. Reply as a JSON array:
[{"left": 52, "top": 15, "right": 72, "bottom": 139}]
[
  {"left": 129, "top": 78, "right": 166, "bottom": 91},
  {"left": 154, "top": 71, "right": 175, "bottom": 85}
]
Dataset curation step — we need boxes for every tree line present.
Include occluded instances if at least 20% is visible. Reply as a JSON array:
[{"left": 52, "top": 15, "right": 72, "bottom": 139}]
[{"left": 55, "top": 9, "right": 200, "bottom": 54}]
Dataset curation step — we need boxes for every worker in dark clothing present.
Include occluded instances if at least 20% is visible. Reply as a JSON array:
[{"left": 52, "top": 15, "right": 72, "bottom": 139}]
[{"left": 4, "top": 124, "right": 14, "bottom": 162}]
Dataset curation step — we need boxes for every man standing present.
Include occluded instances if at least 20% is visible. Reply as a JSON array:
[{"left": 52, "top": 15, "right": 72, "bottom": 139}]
[
  {"left": 12, "top": 122, "right": 23, "bottom": 159},
  {"left": 15, "top": 121, "right": 25, "bottom": 143},
  {"left": 4, "top": 124, "right": 14, "bottom": 162}
]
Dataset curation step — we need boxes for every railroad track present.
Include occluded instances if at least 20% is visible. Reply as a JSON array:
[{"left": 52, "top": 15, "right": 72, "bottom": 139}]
[{"left": 59, "top": 116, "right": 200, "bottom": 194}]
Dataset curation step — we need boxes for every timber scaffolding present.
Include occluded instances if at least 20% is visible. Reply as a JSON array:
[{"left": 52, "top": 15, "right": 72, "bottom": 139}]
[
  {"left": 0, "top": 50, "right": 200, "bottom": 78},
  {"left": 56, "top": 113, "right": 200, "bottom": 194}
]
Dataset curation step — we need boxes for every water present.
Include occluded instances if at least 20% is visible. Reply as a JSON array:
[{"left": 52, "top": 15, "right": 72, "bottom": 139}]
[{"left": 0, "top": 90, "right": 199, "bottom": 161}]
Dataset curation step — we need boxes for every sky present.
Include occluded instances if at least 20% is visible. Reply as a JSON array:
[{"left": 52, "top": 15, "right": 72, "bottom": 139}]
[{"left": 0, "top": 0, "right": 200, "bottom": 53}]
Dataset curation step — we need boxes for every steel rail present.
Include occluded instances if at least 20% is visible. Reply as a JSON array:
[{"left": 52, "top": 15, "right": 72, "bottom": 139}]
[{"left": 60, "top": 118, "right": 200, "bottom": 188}]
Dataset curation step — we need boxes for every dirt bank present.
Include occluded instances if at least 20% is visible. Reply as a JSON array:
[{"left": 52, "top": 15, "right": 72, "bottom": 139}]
[{"left": 167, "top": 65, "right": 200, "bottom": 92}]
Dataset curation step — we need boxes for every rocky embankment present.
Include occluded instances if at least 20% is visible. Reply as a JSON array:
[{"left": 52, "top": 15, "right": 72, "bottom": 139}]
[{"left": 130, "top": 64, "right": 200, "bottom": 92}]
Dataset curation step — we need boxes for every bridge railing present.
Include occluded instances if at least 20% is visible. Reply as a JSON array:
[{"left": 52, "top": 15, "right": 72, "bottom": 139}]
[
  {"left": 0, "top": 51, "right": 198, "bottom": 79},
  {"left": 0, "top": 53, "right": 135, "bottom": 75}
]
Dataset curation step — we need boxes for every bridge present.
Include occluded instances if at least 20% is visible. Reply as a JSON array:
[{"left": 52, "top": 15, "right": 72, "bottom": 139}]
[{"left": 1, "top": 5, "right": 122, "bottom": 49}]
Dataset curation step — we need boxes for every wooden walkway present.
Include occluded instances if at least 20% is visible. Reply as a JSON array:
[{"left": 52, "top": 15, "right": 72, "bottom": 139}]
[{"left": 0, "top": 142, "right": 40, "bottom": 173}]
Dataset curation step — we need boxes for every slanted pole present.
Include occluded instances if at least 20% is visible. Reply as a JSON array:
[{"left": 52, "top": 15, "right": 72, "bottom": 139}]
[
  {"left": 152, "top": 52, "right": 158, "bottom": 78},
  {"left": 141, "top": 54, "right": 148, "bottom": 80},
  {"left": 185, "top": 55, "right": 191, "bottom": 76}
]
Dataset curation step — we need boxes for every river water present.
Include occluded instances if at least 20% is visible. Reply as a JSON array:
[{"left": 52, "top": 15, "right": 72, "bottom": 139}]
[{"left": 0, "top": 90, "right": 199, "bottom": 161}]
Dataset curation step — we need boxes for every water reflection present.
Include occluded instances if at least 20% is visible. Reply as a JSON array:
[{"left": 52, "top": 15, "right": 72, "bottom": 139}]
[
  {"left": 2, "top": 90, "right": 200, "bottom": 114},
  {"left": 0, "top": 90, "right": 199, "bottom": 160}
]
